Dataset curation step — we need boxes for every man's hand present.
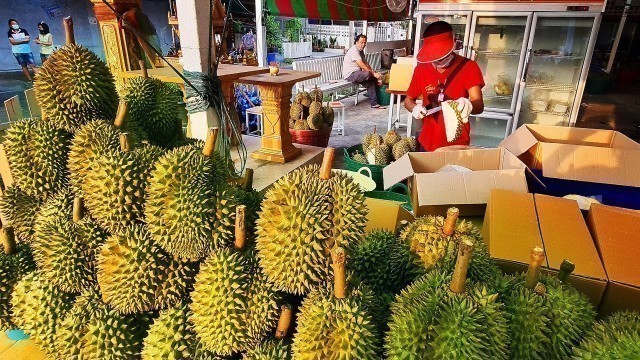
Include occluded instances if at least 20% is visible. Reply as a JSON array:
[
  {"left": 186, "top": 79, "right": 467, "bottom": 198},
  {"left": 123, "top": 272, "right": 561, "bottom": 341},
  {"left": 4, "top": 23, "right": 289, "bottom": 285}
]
[
  {"left": 35, "top": 39, "right": 40, "bottom": 44},
  {"left": 411, "top": 104, "right": 428, "bottom": 119},
  {"left": 373, "top": 72, "right": 382, "bottom": 80}
]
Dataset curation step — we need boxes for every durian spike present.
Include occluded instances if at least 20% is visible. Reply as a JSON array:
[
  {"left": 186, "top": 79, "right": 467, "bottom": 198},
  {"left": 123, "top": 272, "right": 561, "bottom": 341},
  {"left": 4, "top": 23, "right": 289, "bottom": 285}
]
[
  {"left": 319, "top": 148, "right": 335, "bottom": 180},
  {"left": 442, "top": 207, "right": 460, "bottom": 236},
  {"left": 234, "top": 205, "right": 246, "bottom": 250},
  {"left": 138, "top": 59, "right": 148, "bottom": 78},
  {"left": 113, "top": 101, "right": 129, "bottom": 129},
  {"left": 1, "top": 227, "right": 16, "bottom": 255},
  {"left": 202, "top": 127, "right": 219, "bottom": 158},
  {"left": 119, "top": 133, "right": 131, "bottom": 153},
  {"left": 63, "top": 16, "right": 75, "bottom": 45},
  {"left": 275, "top": 304, "right": 293, "bottom": 339},
  {"left": 395, "top": 220, "right": 410, "bottom": 237},
  {"left": 73, "top": 196, "right": 85, "bottom": 223},
  {"left": 557, "top": 259, "right": 575, "bottom": 284},
  {"left": 534, "top": 282, "right": 547, "bottom": 295},
  {"left": 332, "top": 246, "right": 347, "bottom": 299},
  {"left": 242, "top": 168, "right": 254, "bottom": 191},
  {"left": 525, "top": 247, "right": 546, "bottom": 290},
  {"left": 449, "top": 237, "right": 475, "bottom": 294}
]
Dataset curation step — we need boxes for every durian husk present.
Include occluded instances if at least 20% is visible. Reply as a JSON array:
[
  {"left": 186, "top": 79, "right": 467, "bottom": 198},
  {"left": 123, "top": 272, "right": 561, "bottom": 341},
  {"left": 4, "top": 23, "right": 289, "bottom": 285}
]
[
  {"left": 308, "top": 101, "right": 323, "bottom": 116},
  {"left": 307, "top": 113, "right": 324, "bottom": 130},
  {"left": 392, "top": 138, "right": 412, "bottom": 160},
  {"left": 0, "top": 234, "right": 35, "bottom": 331},
  {"left": 351, "top": 151, "right": 367, "bottom": 164},
  {"left": 0, "top": 186, "right": 42, "bottom": 243},
  {"left": 366, "top": 139, "right": 391, "bottom": 165},
  {"left": 309, "top": 85, "right": 323, "bottom": 102},
  {"left": 210, "top": 185, "right": 263, "bottom": 250},
  {"left": 293, "top": 119, "right": 310, "bottom": 130},
  {"left": 573, "top": 311, "right": 640, "bottom": 359},
  {"left": 244, "top": 338, "right": 292, "bottom": 360},
  {"left": 384, "top": 130, "right": 402, "bottom": 147}
]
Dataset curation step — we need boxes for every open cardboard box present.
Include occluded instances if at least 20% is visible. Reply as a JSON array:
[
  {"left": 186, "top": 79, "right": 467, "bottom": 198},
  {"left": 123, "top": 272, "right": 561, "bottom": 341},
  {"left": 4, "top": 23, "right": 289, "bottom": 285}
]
[
  {"left": 587, "top": 203, "right": 640, "bottom": 316},
  {"left": 500, "top": 124, "right": 640, "bottom": 210},
  {"left": 483, "top": 189, "right": 608, "bottom": 307},
  {"left": 383, "top": 148, "right": 529, "bottom": 217},
  {"left": 364, "top": 197, "right": 414, "bottom": 233}
]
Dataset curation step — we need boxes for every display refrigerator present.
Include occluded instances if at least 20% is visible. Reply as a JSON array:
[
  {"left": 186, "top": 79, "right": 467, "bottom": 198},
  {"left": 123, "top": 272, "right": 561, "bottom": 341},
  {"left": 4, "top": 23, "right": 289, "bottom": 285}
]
[{"left": 413, "top": 2, "right": 604, "bottom": 148}]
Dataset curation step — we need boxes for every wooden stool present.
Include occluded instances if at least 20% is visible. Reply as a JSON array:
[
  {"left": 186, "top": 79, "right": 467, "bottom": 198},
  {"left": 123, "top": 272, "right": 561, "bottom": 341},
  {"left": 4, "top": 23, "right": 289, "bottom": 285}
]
[
  {"left": 329, "top": 101, "right": 345, "bottom": 136},
  {"left": 245, "top": 106, "right": 263, "bottom": 136}
]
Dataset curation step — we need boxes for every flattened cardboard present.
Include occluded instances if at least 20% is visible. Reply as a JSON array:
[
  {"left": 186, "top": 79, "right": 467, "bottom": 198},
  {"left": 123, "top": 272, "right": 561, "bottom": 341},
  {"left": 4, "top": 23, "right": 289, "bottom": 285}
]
[
  {"left": 0, "top": 144, "right": 13, "bottom": 189},
  {"left": 388, "top": 64, "right": 414, "bottom": 92},
  {"left": 364, "top": 197, "right": 415, "bottom": 233}
]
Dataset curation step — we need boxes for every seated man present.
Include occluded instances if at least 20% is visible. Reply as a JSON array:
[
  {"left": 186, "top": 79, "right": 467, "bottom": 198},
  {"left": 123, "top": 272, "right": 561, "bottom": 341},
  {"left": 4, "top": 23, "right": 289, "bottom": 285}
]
[{"left": 343, "top": 34, "right": 385, "bottom": 109}]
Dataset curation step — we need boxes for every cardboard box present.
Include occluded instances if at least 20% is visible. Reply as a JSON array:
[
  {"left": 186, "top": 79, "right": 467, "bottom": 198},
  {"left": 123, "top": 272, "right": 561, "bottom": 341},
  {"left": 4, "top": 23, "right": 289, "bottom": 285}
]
[
  {"left": 383, "top": 148, "right": 529, "bottom": 217},
  {"left": 500, "top": 124, "right": 640, "bottom": 210},
  {"left": 587, "top": 203, "right": 640, "bottom": 316},
  {"left": 483, "top": 189, "right": 608, "bottom": 307},
  {"left": 364, "top": 197, "right": 414, "bottom": 233},
  {"left": 388, "top": 64, "right": 414, "bottom": 92}
]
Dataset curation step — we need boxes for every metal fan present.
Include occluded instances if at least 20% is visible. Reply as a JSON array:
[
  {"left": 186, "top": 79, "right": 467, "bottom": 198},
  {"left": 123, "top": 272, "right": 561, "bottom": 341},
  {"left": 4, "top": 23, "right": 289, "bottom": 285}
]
[{"left": 386, "top": 0, "right": 407, "bottom": 13}]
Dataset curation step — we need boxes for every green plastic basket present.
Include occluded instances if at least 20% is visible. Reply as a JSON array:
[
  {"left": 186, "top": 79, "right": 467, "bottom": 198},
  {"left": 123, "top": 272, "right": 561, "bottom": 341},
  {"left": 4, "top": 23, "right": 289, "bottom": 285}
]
[
  {"left": 364, "top": 183, "right": 412, "bottom": 213},
  {"left": 376, "top": 84, "right": 391, "bottom": 106},
  {"left": 344, "top": 145, "right": 386, "bottom": 190}
]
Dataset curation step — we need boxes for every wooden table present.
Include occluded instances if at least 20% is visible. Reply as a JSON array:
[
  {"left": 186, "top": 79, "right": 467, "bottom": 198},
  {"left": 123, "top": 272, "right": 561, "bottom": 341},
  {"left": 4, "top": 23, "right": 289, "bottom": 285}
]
[{"left": 238, "top": 69, "right": 320, "bottom": 163}]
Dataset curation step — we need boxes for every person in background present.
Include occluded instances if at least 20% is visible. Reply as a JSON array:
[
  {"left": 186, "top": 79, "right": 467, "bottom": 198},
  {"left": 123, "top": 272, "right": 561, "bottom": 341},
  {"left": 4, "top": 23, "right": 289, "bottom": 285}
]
[
  {"left": 35, "top": 21, "right": 53, "bottom": 64},
  {"left": 404, "top": 21, "right": 484, "bottom": 151},
  {"left": 342, "top": 34, "right": 385, "bottom": 109},
  {"left": 240, "top": 28, "right": 255, "bottom": 56},
  {"left": 7, "top": 19, "right": 38, "bottom": 81}
]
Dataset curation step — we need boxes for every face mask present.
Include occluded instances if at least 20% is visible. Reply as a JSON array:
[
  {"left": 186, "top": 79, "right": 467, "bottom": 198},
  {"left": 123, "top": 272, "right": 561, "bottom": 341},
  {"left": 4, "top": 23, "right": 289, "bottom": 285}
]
[
  {"left": 39, "top": 29, "right": 46, "bottom": 34},
  {"left": 11, "top": 24, "right": 19, "bottom": 30},
  {"left": 432, "top": 53, "right": 454, "bottom": 69}
]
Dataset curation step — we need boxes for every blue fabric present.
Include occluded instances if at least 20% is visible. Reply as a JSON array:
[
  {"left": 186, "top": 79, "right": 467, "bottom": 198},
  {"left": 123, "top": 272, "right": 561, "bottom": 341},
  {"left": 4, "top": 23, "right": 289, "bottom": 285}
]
[
  {"left": 13, "top": 52, "right": 35, "bottom": 66},
  {"left": 235, "top": 85, "right": 262, "bottom": 131},
  {"left": 8, "top": 28, "right": 30, "bottom": 54}
]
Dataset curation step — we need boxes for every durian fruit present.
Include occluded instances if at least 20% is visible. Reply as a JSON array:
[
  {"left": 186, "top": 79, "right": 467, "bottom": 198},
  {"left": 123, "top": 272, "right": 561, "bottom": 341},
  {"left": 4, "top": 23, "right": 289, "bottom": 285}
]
[
  {"left": 293, "top": 118, "right": 310, "bottom": 130},
  {"left": 405, "top": 136, "right": 418, "bottom": 151},
  {"left": 256, "top": 148, "right": 368, "bottom": 295},
  {"left": 32, "top": 190, "right": 108, "bottom": 293},
  {"left": 351, "top": 150, "right": 367, "bottom": 164},
  {"left": 190, "top": 212, "right": 283, "bottom": 355},
  {"left": 292, "top": 247, "right": 380, "bottom": 359},
  {"left": 83, "top": 133, "right": 164, "bottom": 234},
  {"left": 0, "top": 228, "right": 36, "bottom": 331},
  {"left": 308, "top": 100, "right": 323, "bottom": 117},
  {"left": 384, "top": 129, "right": 402, "bottom": 147},
  {"left": 0, "top": 186, "right": 41, "bottom": 243},
  {"left": 385, "top": 238, "right": 510, "bottom": 359},
  {"left": 366, "top": 138, "right": 391, "bottom": 165},
  {"left": 34, "top": 19, "right": 118, "bottom": 133},
  {"left": 294, "top": 85, "right": 312, "bottom": 107},
  {"left": 145, "top": 128, "right": 226, "bottom": 260},
  {"left": 289, "top": 103, "right": 304, "bottom": 123},
  {"left": 97, "top": 224, "right": 197, "bottom": 314},
  {"left": 307, "top": 112, "right": 324, "bottom": 130},
  {"left": 362, "top": 126, "right": 383, "bottom": 155},
  {"left": 244, "top": 305, "right": 293, "bottom": 360},
  {"left": 573, "top": 311, "right": 640, "bottom": 359},
  {"left": 123, "top": 75, "right": 184, "bottom": 146},
  {"left": 309, "top": 84, "right": 323, "bottom": 102},
  {"left": 56, "top": 286, "right": 103, "bottom": 358},
  {"left": 11, "top": 272, "right": 76, "bottom": 357},
  {"left": 323, "top": 102, "right": 335, "bottom": 127},
  {"left": 392, "top": 137, "right": 413, "bottom": 160},
  {"left": 3, "top": 117, "right": 71, "bottom": 200}
]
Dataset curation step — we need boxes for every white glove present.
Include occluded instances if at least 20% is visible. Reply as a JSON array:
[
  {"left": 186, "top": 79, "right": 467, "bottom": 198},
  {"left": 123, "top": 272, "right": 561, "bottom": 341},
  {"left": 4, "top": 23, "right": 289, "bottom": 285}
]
[
  {"left": 411, "top": 104, "right": 427, "bottom": 119},
  {"left": 442, "top": 98, "right": 473, "bottom": 143},
  {"left": 455, "top": 97, "right": 473, "bottom": 120}
]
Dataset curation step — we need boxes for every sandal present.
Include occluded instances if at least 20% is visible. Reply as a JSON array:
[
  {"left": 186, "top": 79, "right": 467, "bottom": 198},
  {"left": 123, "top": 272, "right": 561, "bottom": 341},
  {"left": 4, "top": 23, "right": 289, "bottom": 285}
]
[{"left": 371, "top": 105, "right": 386, "bottom": 109}]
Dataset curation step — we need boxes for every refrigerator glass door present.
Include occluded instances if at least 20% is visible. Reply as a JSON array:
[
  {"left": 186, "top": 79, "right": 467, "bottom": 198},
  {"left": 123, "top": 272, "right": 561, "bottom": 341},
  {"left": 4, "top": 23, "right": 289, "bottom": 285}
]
[
  {"left": 417, "top": 12, "right": 472, "bottom": 57},
  {"left": 516, "top": 15, "right": 595, "bottom": 128},
  {"left": 470, "top": 14, "right": 531, "bottom": 114}
]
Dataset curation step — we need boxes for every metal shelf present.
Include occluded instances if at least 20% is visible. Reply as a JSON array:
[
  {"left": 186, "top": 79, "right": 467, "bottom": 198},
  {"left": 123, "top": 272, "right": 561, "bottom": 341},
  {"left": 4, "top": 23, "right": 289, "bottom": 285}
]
[
  {"left": 525, "top": 109, "right": 569, "bottom": 117},
  {"left": 532, "top": 54, "right": 584, "bottom": 61},
  {"left": 526, "top": 83, "right": 576, "bottom": 92},
  {"left": 475, "top": 50, "right": 520, "bottom": 58},
  {"left": 484, "top": 94, "right": 513, "bottom": 101}
]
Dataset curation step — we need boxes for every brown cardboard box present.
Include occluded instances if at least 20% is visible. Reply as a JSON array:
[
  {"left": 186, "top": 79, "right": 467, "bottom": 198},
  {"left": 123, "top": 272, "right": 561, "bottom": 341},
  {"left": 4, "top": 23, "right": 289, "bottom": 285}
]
[
  {"left": 364, "top": 197, "right": 414, "bottom": 233},
  {"left": 483, "top": 189, "right": 608, "bottom": 307},
  {"left": 383, "top": 148, "right": 529, "bottom": 217},
  {"left": 388, "top": 64, "right": 414, "bottom": 92},
  {"left": 587, "top": 203, "right": 640, "bottom": 316}
]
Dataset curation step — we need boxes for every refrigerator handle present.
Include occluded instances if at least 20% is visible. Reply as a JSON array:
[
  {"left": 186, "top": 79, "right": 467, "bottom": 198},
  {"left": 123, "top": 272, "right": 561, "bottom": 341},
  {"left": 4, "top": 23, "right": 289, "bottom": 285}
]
[{"left": 522, "top": 49, "right": 533, "bottom": 82}]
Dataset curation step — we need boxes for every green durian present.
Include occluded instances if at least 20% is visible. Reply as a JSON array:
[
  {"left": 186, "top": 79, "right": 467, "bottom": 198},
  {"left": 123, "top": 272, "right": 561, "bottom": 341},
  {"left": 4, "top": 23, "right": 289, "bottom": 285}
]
[
  {"left": 32, "top": 190, "right": 108, "bottom": 293},
  {"left": 294, "top": 85, "right": 312, "bottom": 107},
  {"left": 256, "top": 154, "right": 368, "bottom": 295},
  {"left": 384, "top": 129, "right": 402, "bottom": 147},
  {"left": 293, "top": 118, "right": 310, "bottom": 130},
  {"left": 385, "top": 239, "right": 510, "bottom": 360},
  {"left": 0, "top": 186, "right": 41, "bottom": 243},
  {"left": 307, "top": 112, "right": 324, "bottom": 130},
  {"left": 351, "top": 150, "right": 367, "bottom": 164},
  {"left": 573, "top": 311, "right": 640, "bottom": 359},
  {"left": 211, "top": 183, "right": 263, "bottom": 250},
  {"left": 244, "top": 338, "right": 293, "bottom": 360},
  {"left": 83, "top": 135, "right": 164, "bottom": 235},
  {"left": 0, "top": 228, "right": 36, "bottom": 331},
  {"left": 308, "top": 100, "right": 322, "bottom": 116},
  {"left": 34, "top": 43, "right": 118, "bottom": 133},
  {"left": 145, "top": 137, "right": 226, "bottom": 260},
  {"left": 3, "top": 117, "right": 71, "bottom": 200},
  {"left": 309, "top": 85, "right": 323, "bottom": 102},
  {"left": 322, "top": 102, "right": 335, "bottom": 127},
  {"left": 56, "top": 286, "right": 103, "bottom": 358},
  {"left": 123, "top": 76, "right": 184, "bottom": 146},
  {"left": 10, "top": 272, "right": 76, "bottom": 357},
  {"left": 392, "top": 137, "right": 412, "bottom": 160},
  {"left": 96, "top": 225, "right": 197, "bottom": 314},
  {"left": 289, "top": 103, "right": 304, "bottom": 123}
]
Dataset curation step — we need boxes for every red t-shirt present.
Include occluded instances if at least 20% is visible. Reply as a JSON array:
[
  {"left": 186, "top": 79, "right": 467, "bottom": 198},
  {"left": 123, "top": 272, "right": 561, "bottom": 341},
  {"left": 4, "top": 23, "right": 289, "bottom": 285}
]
[{"left": 406, "top": 55, "right": 485, "bottom": 151}]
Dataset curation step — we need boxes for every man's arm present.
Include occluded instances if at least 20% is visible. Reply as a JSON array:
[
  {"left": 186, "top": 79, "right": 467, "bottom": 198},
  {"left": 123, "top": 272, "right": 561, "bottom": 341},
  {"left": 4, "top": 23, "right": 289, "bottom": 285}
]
[
  {"left": 468, "top": 85, "right": 484, "bottom": 114},
  {"left": 355, "top": 59, "right": 381, "bottom": 79},
  {"left": 404, "top": 95, "right": 418, "bottom": 112}
]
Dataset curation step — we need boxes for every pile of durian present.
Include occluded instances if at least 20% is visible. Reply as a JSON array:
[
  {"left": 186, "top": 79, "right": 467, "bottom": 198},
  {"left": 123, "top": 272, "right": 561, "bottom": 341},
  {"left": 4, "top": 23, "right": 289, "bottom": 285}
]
[
  {"left": 1, "top": 19, "right": 639, "bottom": 360},
  {"left": 289, "top": 85, "right": 335, "bottom": 131},
  {"left": 352, "top": 126, "right": 418, "bottom": 166}
]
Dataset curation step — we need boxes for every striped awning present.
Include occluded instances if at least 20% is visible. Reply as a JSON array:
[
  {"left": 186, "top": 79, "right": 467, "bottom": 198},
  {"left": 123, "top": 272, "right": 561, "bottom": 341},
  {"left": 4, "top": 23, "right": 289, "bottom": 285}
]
[{"left": 265, "top": 0, "right": 409, "bottom": 21}]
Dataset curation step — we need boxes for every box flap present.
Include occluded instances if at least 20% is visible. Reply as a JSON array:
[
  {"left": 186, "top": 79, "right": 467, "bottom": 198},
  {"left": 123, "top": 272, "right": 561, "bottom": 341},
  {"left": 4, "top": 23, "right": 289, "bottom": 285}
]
[
  {"left": 364, "top": 197, "right": 415, "bottom": 233},
  {"left": 499, "top": 125, "right": 539, "bottom": 156},
  {"left": 383, "top": 153, "right": 415, "bottom": 189},
  {"left": 588, "top": 204, "right": 640, "bottom": 287},
  {"left": 534, "top": 194, "right": 607, "bottom": 280},
  {"left": 388, "top": 63, "right": 414, "bottom": 92},
  {"left": 611, "top": 132, "right": 640, "bottom": 150},
  {"left": 501, "top": 148, "right": 527, "bottom": 170},
  {"left": 540, "top": 143, "right": 640, "bottom": 187}
]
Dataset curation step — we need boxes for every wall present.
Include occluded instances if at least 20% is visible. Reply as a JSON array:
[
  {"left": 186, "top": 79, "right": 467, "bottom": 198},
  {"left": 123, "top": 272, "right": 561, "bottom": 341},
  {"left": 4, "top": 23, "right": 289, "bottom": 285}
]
[{"left": 365, "top": 39, "right": 412, "bottom": 54}]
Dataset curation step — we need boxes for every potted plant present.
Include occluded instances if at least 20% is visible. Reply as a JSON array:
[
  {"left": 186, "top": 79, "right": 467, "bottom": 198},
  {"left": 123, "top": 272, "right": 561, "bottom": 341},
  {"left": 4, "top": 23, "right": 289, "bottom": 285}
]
[
  {"left": 329, "top": 36, "right": 337, "bottom": 49},
  {"left": 269, "top": 61, "right": 280, "bottom": 76}
]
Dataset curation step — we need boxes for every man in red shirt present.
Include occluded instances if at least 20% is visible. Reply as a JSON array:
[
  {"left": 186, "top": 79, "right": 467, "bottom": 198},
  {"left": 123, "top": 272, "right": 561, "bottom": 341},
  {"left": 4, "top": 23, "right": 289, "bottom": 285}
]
[{"left": 404, "top": 21, "right": 485, "bottom": 152}]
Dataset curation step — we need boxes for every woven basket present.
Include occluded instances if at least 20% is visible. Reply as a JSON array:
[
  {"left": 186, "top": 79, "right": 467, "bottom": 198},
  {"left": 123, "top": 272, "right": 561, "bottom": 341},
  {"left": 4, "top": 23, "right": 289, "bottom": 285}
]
[{"left": 289, "top": 127, "right": 331, "bottom": 147}]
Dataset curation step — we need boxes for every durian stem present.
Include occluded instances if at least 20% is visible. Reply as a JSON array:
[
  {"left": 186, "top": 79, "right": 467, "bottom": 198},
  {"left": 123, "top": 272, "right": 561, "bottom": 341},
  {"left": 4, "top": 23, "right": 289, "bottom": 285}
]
[
  {"left": 449, "top": 238, "right": 475, "bottom": 294},
  {"left": 119, "top": 133, "right": 131, "bottom": 153},
  {"left": 242, "top": 168, "right": 254, "bottom": 191},
  {"left": 525, "top": 247, "right": 546, "bottom": 290},
  {"left": 332, "top": 247, "right": 347, "bottom": 299},
  {"left": 234, "top": 205, "right": 246, "bottom": 250},
  {"left": 443, "top": 207, "right": 459, "bottom": 236},
  {"left": 113, "top": 101, "right": 129, "bottom": 129},
  {"left": 139, "top": 60, "right": 148, "bottom": 78},
  {"left": 73, "top": 197, "right": 85, "bottom": 223},
  {"left": 202, "top": 127, "right": 219, "bottom": 158},
  {"left": 319, "top": 148, "right": 335, "bottom": 180},
  {"left": 557, "top": 259, "right": 575, "bottom": 284},
  {"left": 63, "top": 16, "right": 75, "bottom": 45},
  {"left": 275, "top": 304, "right": 293, "bottom": 339},
  {"left": 1, "top": 227, "right": 16, "bottom": 255}
]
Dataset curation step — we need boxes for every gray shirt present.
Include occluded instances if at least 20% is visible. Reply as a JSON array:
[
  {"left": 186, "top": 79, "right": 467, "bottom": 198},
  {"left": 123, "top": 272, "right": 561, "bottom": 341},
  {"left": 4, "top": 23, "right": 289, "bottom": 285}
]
[{"left": 342, "top": 45, "right": 365, "bottom": 79}]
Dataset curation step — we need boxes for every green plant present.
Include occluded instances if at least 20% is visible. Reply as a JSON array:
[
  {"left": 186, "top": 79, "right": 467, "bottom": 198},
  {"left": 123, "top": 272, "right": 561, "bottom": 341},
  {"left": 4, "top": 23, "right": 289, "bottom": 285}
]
[
  {"left": 329, "top": 36, "right": 337, "bottom": 47},
  {"left": 265, "top": 16, "right": 283, "bottom": 53},
  {"left": 284, "top": 18, "right": 302, "bottom": 43}
]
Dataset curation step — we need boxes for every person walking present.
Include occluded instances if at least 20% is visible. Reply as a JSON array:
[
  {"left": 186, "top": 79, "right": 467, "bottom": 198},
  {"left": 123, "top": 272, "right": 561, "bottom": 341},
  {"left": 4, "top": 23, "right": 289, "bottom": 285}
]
[
  {"left": 342, "top": 34, "right": 385, "bottom": 109},
  {"left": 7, "top": 19, "right": 38, "bottom": 81},
  {"left": 35, "top": 21, "right": 53, "bottom": 64}
]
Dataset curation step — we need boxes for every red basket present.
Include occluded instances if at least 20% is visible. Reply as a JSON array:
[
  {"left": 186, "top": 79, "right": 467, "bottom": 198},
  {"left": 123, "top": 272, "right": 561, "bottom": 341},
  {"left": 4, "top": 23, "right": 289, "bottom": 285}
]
[{"left": 289, "top": 127, "right": 331, "bottom": 147}]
